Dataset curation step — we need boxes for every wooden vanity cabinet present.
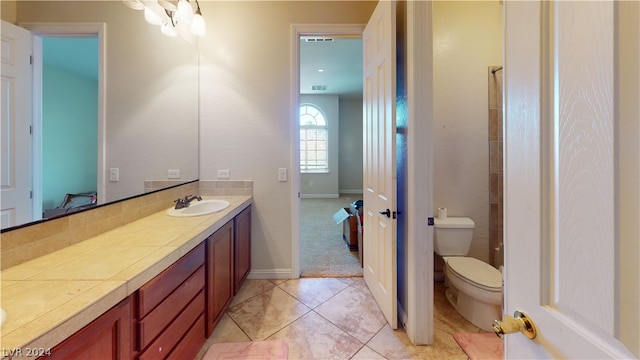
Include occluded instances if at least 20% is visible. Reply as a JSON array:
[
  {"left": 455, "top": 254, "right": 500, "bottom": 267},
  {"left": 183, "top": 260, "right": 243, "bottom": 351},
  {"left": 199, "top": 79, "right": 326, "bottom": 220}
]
[
  {"left": 234, "top": 206, "right": 251, "bottom": 293},
  {"left": 38, "top": 204, "right": 252, "bottom": 359},
  {"left": 136, "top": 243, "right": 206, "bottom": 360},
  {"left": 206, "top": 220, "right": 234, "bottom": 336},
  {"left": 42, "top": 297, "right": 133, "bottom": 360}
]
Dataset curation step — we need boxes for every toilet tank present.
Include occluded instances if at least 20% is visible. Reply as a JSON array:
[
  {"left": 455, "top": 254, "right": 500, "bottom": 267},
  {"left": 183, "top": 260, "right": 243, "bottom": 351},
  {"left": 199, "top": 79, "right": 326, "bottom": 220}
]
[{"left": 433, "top": 217, "right": 475, "bottom": 256}]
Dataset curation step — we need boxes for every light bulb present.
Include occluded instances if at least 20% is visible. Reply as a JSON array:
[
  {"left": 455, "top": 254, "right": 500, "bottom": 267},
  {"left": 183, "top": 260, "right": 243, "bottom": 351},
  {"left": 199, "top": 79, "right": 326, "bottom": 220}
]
[
  {"left": 190, "top": 12, "right": 206, "bottom": 37},
  {"left": 144, "top": 7, "right": 163, "bottom": 25},
  {"left": 161, "top": 22, "right": 178, "bottom": 37},
  {"left": 176, "top": 0, "right": 194, "bottom": 25}
]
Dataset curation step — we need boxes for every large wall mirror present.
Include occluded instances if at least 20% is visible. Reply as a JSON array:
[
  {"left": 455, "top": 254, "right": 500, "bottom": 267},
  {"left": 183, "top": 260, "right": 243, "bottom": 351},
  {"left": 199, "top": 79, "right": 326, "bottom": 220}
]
[{"left": 1, "top": 1, "right": 199, "bottom": 230}]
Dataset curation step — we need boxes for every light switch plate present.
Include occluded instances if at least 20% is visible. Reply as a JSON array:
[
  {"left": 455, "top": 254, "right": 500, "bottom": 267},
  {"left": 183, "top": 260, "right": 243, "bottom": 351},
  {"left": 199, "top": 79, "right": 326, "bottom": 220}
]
[
  {"left": 109, "top": 168, "right": 119, "bottom": 182},
  {"left": 278, "top": 168, "right": 287, "bottom": 182}
]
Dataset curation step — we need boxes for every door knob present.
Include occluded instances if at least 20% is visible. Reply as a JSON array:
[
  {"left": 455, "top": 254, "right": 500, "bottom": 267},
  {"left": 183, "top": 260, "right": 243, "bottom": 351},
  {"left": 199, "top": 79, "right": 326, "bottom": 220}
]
[
  {"left": 379, "top": 209, "right": 391, "bottom": 218},
  {"left": 492, "top": 311, "right": 537, "bottom": 339}
]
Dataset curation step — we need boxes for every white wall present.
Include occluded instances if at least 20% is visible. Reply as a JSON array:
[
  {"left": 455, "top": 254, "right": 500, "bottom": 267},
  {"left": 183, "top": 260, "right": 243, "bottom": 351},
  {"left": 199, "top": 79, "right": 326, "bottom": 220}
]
[
  {"left": 339, "top": 96, "right": 364, "bottom": 194},
  {"left": 300, "top": 94, "right": 339, "bottom": 197},
  {"left": 198, "top": 1, "right": 376, "bottom": 275},
  {"left": 433, "top": 1, "right": 502, "bottom": 263}
]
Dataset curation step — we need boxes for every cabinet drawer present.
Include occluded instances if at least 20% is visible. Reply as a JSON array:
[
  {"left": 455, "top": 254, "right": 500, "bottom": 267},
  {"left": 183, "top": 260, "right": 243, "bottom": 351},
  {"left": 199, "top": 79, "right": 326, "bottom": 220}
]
[
  {"left": 166, "top": 313, "right": 206, "bottom": 360},
  {"left": 138, "top": 243, "right": 204, "bottom": 318},
  {"left": 138, "top": 266, "right": 205, "bottom": 350},
  {"left": 138, "top": 291, "right": 204, "bottom": 360}
]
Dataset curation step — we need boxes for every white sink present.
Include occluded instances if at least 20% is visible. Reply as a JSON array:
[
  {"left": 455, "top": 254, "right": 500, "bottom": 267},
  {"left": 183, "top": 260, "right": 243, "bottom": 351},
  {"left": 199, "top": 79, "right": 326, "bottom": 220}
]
[{"left": 166, "top": 199, "right": 230, "bottom": 217}]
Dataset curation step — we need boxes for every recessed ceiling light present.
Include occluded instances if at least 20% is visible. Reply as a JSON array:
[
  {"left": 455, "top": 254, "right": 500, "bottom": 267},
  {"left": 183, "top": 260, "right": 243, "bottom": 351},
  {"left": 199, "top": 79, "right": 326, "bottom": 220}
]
[{"left": 318, "top": 68, "right": 325, "bottom": 73}]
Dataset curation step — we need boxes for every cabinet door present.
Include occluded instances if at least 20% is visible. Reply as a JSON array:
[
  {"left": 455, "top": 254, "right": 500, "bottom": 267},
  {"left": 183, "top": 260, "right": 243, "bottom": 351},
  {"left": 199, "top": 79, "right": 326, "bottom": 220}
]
[
  {"left": 234, "top": 206, "right": 251, "bottom": 293},
  {"left": 44, "top": 297, "right": 132, "bottom": 360},
  {"left": 206, "top": 220, "right": 234, "bottom": 336}
]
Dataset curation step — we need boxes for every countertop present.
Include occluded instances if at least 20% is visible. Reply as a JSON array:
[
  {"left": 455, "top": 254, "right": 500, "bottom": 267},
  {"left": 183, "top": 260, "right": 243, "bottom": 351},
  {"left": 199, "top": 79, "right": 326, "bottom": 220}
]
[{"left": 0, "top": 195, "right": 252, "bottom": 358}]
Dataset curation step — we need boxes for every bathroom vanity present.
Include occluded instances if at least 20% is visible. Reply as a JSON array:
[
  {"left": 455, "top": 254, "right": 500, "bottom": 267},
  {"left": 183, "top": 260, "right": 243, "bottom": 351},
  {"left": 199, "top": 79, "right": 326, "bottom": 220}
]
[{"left": 0, "top": 195, "right": 251, "bottom": 360}]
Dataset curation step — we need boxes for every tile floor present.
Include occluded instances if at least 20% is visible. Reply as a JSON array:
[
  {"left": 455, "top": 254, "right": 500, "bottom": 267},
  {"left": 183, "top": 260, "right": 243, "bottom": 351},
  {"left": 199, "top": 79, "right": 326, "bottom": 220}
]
[{"left": 195, "top": 278, "right": 484, "bottom": 359}]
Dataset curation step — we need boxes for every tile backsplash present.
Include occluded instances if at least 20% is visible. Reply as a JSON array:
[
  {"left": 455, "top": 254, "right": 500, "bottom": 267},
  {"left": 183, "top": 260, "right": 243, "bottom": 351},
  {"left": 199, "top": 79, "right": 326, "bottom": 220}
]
[{"left": 1, "top": 181, "right": 252, "bottom": 270}]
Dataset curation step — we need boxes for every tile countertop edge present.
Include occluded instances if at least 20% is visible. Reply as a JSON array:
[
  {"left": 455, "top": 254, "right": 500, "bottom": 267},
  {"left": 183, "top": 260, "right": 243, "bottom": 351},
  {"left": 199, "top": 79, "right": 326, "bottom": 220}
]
[{"left": 0, "top": 196, "right": 252, "bottom": 357}]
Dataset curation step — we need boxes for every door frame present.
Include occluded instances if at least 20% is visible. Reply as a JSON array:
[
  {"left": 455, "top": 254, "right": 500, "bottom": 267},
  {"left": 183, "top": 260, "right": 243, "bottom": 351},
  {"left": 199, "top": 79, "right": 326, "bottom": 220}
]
[
  {"left": 290, "top": 23, "right": 365, "bottom": 279},
  {"left": 21, "top": 22, "right": 106, "bottom": 211},
  {"left": 289, "top": 5, "right": 433, "bottom": 344},
  {"left": 403, "top": 1, "right": 434, "bottom": 345}
]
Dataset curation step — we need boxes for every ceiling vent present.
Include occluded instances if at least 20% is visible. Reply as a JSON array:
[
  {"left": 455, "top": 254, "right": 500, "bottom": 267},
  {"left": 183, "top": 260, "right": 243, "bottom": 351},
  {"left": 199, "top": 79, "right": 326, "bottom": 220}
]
[
  {"left": 312, "top": 85, "right": 327, "bottom": 91},
  {"left": 304, "top": 37, "right": 335, "bottom": 43}
]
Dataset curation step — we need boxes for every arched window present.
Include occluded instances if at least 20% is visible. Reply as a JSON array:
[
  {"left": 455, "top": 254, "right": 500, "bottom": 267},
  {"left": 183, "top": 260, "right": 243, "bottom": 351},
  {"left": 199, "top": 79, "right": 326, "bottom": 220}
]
[{"left": 300, "top": 104, "right": 328, "bottom": 172}]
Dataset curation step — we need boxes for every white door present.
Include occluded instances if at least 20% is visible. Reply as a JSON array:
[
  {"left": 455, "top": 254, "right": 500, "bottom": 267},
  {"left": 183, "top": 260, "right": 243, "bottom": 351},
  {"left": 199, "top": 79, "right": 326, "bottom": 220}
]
[
  {"left": 1, "top": 21, "right": 33, "bottom": 229},
  {"left": 503, "top": 1, "right": 637, "bottom": 358},
  {"left": 362, "top": 0, "right": 397, "bottom": 329}
]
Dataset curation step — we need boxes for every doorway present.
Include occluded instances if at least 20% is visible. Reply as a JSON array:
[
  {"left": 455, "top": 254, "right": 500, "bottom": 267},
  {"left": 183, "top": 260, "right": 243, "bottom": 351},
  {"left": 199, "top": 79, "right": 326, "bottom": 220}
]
[
  {"left": 24, "top": 22, "right": 106, "bottom": 219},
  {"left": 298, "top": 34, "right": 364, "bottom": 277},
  {"left": 40, "top": 36, "right": 98, "bottom": 214},
  {"left": 290, "top": 24, "right": 366, "bottom": 279}
]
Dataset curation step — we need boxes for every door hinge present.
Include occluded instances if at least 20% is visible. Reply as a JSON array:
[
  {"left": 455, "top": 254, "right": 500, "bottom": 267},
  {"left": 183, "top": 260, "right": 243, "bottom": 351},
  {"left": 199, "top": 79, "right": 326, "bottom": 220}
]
[
  {"left": 30, "top": 55, "right": 33, "bottom": 65},
  {"left": 30, "top": 190, "right": 33, "bottom": 199},
  {"left": 29, "top": 125, "right": 33, "bottom": 135}
]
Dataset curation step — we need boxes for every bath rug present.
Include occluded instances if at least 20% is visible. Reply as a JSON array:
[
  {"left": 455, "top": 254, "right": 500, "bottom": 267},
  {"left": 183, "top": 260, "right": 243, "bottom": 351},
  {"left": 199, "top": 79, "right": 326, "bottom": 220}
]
[
  {"left": 202, "top": 340, "right": 288, "bottom": 359},
  {"left": 453, "top": 332, "right": 503, "bottom": 360}
]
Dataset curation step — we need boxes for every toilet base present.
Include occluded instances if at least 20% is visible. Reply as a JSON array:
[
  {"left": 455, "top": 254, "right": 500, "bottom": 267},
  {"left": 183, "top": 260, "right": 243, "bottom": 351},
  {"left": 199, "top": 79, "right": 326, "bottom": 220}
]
[{"left": 445, "top": 287, "right": 501, "bottom": 332}]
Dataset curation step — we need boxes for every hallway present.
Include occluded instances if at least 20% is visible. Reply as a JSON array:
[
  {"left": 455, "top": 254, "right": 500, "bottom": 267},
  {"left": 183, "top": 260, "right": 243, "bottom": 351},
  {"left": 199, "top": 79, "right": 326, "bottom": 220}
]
[{"left": 196, "top": 277, "right": 482, "bottom": 359}]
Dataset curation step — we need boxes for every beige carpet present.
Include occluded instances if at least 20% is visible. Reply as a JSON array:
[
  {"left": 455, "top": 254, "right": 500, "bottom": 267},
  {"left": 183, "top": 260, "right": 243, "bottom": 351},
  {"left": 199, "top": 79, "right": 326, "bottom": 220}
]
[{"left": 300, "top": 196, "right": 363, "bottom": 277}]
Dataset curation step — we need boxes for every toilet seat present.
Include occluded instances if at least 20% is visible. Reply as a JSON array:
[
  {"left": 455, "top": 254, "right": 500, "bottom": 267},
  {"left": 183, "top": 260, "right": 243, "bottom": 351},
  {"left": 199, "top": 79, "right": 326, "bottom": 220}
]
[{"left": 445, "top": 257, "right": 502, "bottom": 291}]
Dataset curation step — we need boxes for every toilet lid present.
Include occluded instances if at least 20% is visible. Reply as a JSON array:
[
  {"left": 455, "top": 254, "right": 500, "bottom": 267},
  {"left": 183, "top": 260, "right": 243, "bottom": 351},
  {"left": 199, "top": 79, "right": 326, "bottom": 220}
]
[{"left": 447, "top": 257, "right": 502, "bottom": 289}]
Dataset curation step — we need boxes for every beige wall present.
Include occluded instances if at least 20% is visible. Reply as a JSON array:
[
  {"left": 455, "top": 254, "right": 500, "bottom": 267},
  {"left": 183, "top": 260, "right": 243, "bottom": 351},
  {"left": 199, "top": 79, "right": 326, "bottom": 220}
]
[
  {"left": 197, "top": 1, "right": 376, "bottom": 274},
  {"left": 433, "top": 1, "right": 502, "bottom": 263},
  {"left": 338, "top": 96, "right": 364, "bottom": 194},
  {"left": 617, "top": 1, "right": 639, "bottom": 356},
  {"left": 1, "top": 1, "right": 17, "bottom": 23}
]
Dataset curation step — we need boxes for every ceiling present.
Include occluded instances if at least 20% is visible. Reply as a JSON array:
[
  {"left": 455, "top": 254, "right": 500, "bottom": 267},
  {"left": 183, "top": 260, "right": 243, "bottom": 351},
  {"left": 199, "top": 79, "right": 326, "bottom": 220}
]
[{"left": 300, "top": 37, "right": 363, "bottom": 97}]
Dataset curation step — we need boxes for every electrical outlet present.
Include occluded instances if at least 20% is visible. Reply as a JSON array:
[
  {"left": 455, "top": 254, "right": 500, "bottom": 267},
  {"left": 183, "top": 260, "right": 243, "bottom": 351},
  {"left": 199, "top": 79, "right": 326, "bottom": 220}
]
[
  {"left": 217, "top": 169, "right": 230, "bottom": 179},
  {"left": 109, "top": 168, "right": 119, "bottom": 182},
  {"left": 168, "top": 169, "right": 181, "bottom": 179}
]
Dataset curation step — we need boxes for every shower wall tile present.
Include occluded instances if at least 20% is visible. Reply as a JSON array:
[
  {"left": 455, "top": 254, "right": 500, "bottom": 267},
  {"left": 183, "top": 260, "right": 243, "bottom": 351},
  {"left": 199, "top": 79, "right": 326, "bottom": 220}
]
[
  {"left": 489, "top": 67, "right": 504, "bottom": 269},
  {"left": 489, "top": 173, "right": 503, "bottom": 203},
  {"left": 489, "top": 141, "right": 503, "bottom": 173}
]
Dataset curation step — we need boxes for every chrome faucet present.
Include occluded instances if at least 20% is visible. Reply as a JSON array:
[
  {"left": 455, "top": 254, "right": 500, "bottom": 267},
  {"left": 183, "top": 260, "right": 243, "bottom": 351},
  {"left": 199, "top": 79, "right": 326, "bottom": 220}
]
[{"left": 174, "top": 195, "right": 202, "bottom": 209}]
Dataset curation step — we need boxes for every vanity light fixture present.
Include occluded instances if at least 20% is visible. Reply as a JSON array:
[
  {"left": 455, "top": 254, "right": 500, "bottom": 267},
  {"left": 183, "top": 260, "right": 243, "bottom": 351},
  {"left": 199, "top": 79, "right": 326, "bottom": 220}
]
[{"left": 124, "top": 0, "right": 206, "bottom": 37}]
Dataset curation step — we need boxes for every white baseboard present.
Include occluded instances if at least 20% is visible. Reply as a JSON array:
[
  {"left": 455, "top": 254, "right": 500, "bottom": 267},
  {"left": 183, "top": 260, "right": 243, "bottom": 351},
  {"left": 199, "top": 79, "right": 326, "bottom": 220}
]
[
  {"left": 247, "top": 269, "right": 294, "bottom": 280},
  {"left": 300, "top": 194, "right": 339, "bottom": 199}
]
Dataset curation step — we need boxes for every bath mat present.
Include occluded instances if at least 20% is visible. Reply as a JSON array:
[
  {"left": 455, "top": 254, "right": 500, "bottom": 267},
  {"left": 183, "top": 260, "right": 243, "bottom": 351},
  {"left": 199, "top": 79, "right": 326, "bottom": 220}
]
[
  {"left": 453, "top": 332, "right": 503, "bottom": 360},
  {"left": 202, "top": 340, "right": 288, "bottom": 359}
]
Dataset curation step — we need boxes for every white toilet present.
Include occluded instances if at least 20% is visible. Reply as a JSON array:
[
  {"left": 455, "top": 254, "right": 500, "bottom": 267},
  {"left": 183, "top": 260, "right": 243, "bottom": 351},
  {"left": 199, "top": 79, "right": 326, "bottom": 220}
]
[{"left": 434, "top": 217, "right": 502, "bottom": 332}]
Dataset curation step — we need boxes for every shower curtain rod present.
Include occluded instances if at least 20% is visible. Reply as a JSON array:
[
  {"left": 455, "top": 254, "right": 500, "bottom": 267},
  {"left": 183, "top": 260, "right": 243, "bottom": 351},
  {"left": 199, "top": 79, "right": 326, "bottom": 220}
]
[{"left": 491, "top": 66, "right": 503, "bottom": 74}]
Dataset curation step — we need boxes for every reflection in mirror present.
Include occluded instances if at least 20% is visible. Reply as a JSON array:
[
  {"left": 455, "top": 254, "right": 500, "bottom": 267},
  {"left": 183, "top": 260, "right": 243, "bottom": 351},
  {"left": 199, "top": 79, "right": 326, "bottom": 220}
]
[{"left": 0, "top": 1, "right": 199, "bottom": 230}]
